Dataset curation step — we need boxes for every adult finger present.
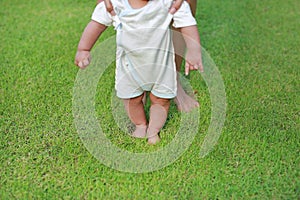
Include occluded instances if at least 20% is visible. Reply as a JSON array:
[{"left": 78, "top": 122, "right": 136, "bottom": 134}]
[
  {"left": 169, "top": 0, "right": 184, "bottom": 14},
  {"left": 104, "top": 0, "right": 116, "bottom": 15}
]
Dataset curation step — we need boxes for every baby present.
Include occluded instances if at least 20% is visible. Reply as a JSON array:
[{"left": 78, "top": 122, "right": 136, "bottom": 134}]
[{"left": 75, "top": 0, "right": 203, "bottom": 144}]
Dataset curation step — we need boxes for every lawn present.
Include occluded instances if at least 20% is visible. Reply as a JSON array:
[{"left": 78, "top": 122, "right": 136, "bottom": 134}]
[{"left": 0, "top": 0, "right": 299, "bottom": 199}]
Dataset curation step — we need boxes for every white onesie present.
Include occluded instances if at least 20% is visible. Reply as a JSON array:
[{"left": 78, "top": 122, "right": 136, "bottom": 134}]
[{"left": 92, "top": 0, "right": 197, "bottom": 99}]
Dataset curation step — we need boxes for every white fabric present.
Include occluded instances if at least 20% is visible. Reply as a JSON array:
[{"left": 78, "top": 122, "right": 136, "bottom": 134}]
[{"left": 92, "top": 0, "right": 197, "bottom": 99}]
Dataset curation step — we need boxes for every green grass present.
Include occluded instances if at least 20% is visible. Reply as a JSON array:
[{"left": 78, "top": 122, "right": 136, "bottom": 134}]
[{"left": 0, "top": 0, "right": 299, "bottom": 199}]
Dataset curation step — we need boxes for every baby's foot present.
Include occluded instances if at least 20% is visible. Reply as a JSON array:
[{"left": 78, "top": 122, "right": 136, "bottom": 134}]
[
  {"left": 147, "top": 134, "right": 161, "bottom": 145},
  {"left": 132, "top": 124, "right": 147, "bottom": 138},
  {"left": 146, "top": 127, "right": 161, "bottom": 145}
]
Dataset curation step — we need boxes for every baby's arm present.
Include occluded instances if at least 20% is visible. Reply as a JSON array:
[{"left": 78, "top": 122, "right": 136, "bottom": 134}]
[
  {"left": 75, "top": 20, "right": 107, "bottom": 69},
  {"left": 180, "top": 25, "right": 203, "bottom": 75}
]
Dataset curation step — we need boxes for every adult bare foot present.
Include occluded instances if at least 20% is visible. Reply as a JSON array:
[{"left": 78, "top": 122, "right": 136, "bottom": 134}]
[{"left": 174, "top": 79, "right": 199, "bottom": 112}]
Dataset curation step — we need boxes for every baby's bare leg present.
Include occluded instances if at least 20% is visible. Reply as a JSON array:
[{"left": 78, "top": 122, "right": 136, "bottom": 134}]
[
  {"left": 147, "top": 93, "right": 170, "bottom": 144},
  {"left": 123, "top": 93, "right": 147, "bottom": 138},
  {"left": 173, "top": 0, "right": 199, "bottom": 112}
]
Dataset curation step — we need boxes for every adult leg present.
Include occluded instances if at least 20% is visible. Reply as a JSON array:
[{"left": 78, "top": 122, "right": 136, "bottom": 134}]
[
  {"left": 187, "top": 0, "right": 197, "bottom": 16},
  {"left": 173, "top": 0, "right": 199, "bottom": 112},
  {"left": 147, "top": 93, "right": 170, "bottom": 144},
  {"left": 123, "top": 93, "right": 147, "bottom": 138}
]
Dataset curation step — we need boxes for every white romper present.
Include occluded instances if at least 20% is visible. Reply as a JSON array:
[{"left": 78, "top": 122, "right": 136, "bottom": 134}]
[{"left": 92, "top": 0, "right": 196, "bottom": 99}]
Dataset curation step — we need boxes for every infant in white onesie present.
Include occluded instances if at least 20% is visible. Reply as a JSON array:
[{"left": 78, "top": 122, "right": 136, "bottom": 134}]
[
  {"left": 75, "top": 0, "right": 202, "bottom": 144},
  {"left": 92, "top": 0, "right": 196, "bottom": 99}
]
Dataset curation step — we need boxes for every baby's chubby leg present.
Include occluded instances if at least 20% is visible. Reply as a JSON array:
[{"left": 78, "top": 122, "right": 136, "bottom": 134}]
[
  {"left": 123, "top": 93, "right": 147, "bottom": 138},
  {"left": 147, "top": 93, "right": 170, "bottom": 144}
]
